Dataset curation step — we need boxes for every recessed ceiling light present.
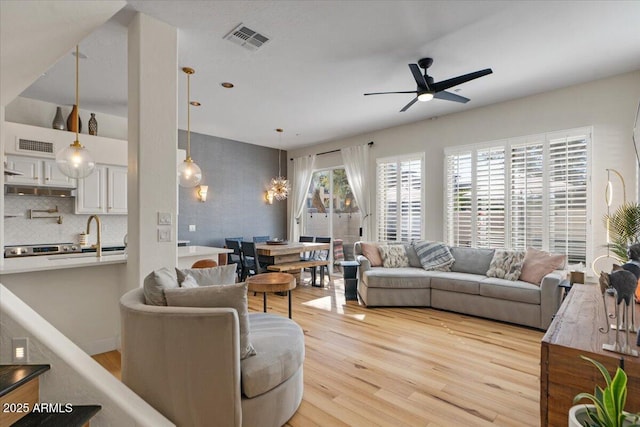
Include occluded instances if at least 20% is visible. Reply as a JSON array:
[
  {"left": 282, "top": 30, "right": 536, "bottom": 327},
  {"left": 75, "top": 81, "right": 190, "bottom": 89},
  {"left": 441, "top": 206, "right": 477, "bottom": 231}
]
[
  {"left": 190, "top": 101, "right": 201, "bottom": 106},
  {"left": 221, "top": 82, "right": 234, "bottom": 89}
]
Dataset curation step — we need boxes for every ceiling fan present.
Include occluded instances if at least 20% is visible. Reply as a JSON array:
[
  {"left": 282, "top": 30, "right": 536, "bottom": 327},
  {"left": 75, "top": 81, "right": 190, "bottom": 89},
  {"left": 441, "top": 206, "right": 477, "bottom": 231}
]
[{"left": 364, "top": 58, "right": 493, "bottom": 112}]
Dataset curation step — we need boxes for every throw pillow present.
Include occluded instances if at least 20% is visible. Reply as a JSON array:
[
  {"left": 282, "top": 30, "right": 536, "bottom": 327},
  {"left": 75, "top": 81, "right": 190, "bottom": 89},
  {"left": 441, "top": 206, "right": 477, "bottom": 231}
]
[
  {"left": 412, "top": 241, "right": 455, "bottom": 271},
  {"left": 360, "top": 242, "right": 383, "bottom": 267},
  {"left": 404, "top": 243, "right": 423, "bottom": 268},
  {"left": 378, "top": 245, "right": 409, "bottom": 268},
  {"left": 180, "top": 274, "right": 199, "bottom": 288},
  {"left": 519, "top": 248, "right": 566, "bottom": 285},
  {"left": 486, "top": 250, "right": 526, "bottom": 281},
  {"left": 143, "top": 267, "right": 179, "bottom": 306},
  {"left": 164, "top": 282, "right": 256, "bottom": 359},
  {"left": 179, "top": 264, "right": 237, "bottom": 286}
]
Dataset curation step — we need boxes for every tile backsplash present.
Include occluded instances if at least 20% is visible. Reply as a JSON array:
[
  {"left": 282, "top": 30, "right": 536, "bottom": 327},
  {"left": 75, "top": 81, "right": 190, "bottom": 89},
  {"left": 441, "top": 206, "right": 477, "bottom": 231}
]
[{"left": 4, "top": 196, "right": 127, "bottom": 246}]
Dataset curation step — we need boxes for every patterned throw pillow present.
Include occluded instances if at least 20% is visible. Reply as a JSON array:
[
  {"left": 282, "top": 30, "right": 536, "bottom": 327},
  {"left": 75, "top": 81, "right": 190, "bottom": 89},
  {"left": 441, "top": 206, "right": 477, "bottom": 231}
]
[
  {"left": 412, "top": 241, "right": 455, "bottom": 271},
  {"left": 486, "top": 250, "right": 526, "bottom": 281},
  {"left": 378, "top": 245, "right": 410, "bottom": 268}
]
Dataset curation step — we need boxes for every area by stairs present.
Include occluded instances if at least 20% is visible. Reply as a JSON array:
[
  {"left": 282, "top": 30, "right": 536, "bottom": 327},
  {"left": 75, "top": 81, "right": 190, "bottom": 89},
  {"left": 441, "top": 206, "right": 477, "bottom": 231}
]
[{"left": 0, "top": 365, "right": 100, "bottom": 426}]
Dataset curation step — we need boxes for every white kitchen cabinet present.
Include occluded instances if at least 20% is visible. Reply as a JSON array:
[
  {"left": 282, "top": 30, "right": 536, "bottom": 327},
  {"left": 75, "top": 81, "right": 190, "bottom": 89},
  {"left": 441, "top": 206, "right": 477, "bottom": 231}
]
[
  {"left": 76, "top": 165, "right": 127, "bottom": 214},
  {"left": 5, "top": 155, "right": 75, "bottom": 187}
]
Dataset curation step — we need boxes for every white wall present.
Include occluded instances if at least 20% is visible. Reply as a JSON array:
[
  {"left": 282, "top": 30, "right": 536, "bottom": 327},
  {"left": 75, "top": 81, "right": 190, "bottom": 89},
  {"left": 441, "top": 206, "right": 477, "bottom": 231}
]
[{"left": 289, "top": 71, "right": 640, "bottom": 275}]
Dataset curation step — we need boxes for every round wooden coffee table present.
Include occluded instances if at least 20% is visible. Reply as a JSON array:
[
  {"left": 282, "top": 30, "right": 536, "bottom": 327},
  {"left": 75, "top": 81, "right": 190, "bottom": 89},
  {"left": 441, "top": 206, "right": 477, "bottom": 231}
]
[{"left": 246, "top": 272, "right": 297, "bottom": 318}]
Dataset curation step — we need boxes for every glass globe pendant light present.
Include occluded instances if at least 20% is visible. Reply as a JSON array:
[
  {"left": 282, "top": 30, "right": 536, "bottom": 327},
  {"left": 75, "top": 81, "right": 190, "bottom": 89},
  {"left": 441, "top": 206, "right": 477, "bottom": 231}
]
[
  {"left": 177, "top": 67, "right": 202, "bottom": 188},
  {"left": 56, "top": 45, "right": 95, "bottom": 179},
  {"left": 270, "top": 128, "right": 290, "bottom": 201}
]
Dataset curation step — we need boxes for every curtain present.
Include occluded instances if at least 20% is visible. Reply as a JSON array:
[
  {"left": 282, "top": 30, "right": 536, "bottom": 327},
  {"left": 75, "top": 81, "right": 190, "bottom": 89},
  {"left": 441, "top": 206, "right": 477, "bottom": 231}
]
[
  {"left": 341, "top": 144, "right": 371, "bottom": 241},
  {"left": 288, "top": 155, "right": 316, "bottom": 243}
]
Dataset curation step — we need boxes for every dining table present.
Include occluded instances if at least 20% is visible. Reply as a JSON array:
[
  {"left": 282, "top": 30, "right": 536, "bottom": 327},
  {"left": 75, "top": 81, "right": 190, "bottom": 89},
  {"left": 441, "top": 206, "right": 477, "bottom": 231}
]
[{"left": 255, "top": 241, "right": 330, "bottom": 283}]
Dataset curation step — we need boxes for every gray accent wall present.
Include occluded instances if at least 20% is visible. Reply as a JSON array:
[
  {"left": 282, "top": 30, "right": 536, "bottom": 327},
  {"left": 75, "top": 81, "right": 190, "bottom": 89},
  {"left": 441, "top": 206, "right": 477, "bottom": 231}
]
[{"left": 177, "top": 130, "right": 287, "bottom": 247}]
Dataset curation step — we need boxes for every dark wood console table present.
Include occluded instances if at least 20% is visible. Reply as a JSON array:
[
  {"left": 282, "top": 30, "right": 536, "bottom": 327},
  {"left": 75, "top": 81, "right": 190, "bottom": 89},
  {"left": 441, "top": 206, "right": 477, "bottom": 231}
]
[{"left": 540, "top": 283, "right": 640, "bottom": 426}]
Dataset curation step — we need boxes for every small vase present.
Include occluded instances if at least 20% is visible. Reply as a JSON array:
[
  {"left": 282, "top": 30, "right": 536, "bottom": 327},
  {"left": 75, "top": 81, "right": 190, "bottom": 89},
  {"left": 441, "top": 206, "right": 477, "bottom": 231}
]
[
  {"left": 66, "top": 104, "right": 82, "bottom": 133},
  {"left": 88, "top": 113, "right": 98, "bottom": 136},
  {"left": 52, "top": 106, "right": 65, "bottom": 130}
]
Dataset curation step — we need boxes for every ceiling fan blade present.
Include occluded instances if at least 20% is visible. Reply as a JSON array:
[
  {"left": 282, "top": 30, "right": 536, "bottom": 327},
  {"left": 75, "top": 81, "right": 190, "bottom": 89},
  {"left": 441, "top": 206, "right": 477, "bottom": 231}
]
[
  {"left": 434, "top": 91, "right": 470, "bottom": 103},
  {"left": 364, "top": 90, "right": 418, "bottom": 96},
  {"left": 409, "top": 63, "right": 429, "bottom": 90},
  {"left": 433, "top": 68, "right": 492, "bottom": 93},
  {"left": 400, "top": 97, "right": 419, "bottom": 112}
]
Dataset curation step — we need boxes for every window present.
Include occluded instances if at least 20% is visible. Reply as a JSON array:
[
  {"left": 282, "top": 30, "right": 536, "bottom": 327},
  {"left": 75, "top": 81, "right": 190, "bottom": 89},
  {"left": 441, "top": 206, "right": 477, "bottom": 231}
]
[
  {"left": 445, "top": 129, "right": 590, "bottom": 264},
  {"left": 377, "top": 154, "right": 423, "bottom": 241}
]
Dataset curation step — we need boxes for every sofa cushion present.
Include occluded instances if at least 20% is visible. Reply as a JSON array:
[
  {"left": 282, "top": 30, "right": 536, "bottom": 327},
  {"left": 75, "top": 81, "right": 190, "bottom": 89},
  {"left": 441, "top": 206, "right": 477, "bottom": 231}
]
[
  {"left": 242, "top": 313, "right": 305, "bottom": 398},
  {"left": 430, "top": 272, "right": 484, "bottom": 295},
  {"left": 404, "top": 244, "right": 422, "bottom": 268},
  {"left": 379, "top": 245, "right": 410, "bottom": 268},
  {"left": 360, "top": 242, "right": 383, "bottom": 267},
  {"left": 486, "top": 250, "right": 526, "bottom": 281},
  {"left": 479, "top": 277, "right": 541, "bottom": 304},
  {"left": 519, "top": 248, "right": 566, "bottom": 285},
  {"left": 178, "top": 264, "right": 237, "bottom": 286},
  {"left": 412, "top": 241, "right": 455, "bottom": 271},
  {"left": 450, "top": 247, "right": 495, "bottom": 275},
  {"left": 164, "top": 282, "right": 256, "bottom": 359},
  {"left": 143, "top": 267, "right": 179, "bottom": 306},
  {"left": 364, "top": 267, "right": 433, "bottom": 289}
]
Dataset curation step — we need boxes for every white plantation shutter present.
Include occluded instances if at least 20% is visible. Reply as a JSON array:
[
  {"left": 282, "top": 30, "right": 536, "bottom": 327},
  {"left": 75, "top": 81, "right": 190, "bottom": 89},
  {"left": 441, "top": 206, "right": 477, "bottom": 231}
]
[
  {"left": 476, "top": 147, "right": 506, "bottom": 248},
  {"left": 445, "top": 152, "right": 473, "bottom": 246},
  {"left": 377, "top": 154, "right": 423, "bottom": 241},
  {"left": 444, "top": 128, "right": 590, "bottom": 264}
]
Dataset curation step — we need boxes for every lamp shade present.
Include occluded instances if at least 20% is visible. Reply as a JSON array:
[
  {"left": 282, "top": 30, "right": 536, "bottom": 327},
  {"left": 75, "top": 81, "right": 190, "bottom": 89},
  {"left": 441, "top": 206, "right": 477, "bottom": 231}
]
[
  {"left": 178, "top": 158, "right": 202, "bottom": 188},
  {"left": 56, "top": 142, "right": 96, "bottom": 179}
]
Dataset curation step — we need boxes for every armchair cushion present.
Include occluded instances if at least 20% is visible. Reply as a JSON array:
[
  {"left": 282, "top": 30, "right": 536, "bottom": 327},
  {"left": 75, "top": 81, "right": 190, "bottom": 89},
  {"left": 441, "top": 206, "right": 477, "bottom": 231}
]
[
  {"left": 177, "top": 264, "right": 237, "bottom": 286},
  {"left": 164, "top": 282, "right": 256, "bottom": 359},
  {"left": 143, "top": 267, "right": 179, "bottom": 306}
]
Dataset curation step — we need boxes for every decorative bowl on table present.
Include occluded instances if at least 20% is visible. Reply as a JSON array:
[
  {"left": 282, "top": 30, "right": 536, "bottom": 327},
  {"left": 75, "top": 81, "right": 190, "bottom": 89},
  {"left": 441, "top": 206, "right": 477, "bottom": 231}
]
[{"left": 266, "top": 239, "right": 288, "bottom": 245}]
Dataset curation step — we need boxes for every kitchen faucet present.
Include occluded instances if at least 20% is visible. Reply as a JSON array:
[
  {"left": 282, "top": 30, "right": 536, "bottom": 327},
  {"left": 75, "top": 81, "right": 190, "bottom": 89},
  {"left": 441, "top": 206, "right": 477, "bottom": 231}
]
[{"left": 86, "top": 215, "right": 102, "bottom": 257}]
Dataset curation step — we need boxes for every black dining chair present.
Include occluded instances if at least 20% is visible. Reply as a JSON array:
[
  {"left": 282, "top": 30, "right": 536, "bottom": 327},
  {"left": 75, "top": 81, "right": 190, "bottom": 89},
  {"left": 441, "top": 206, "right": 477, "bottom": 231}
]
[
  {"left": 225, "top": 238, "right": 244, "bottom": 281},
  {"left": 253, "top": 235, "right": 271, "bottom": 243},
  {"left": 299, "top": 236, "right": 316, "bottom": 284},
  {"left": 314, "top": 236, "right": 332, "bottom": 285},
  {"left": 241, "top": 241, "right": 267, "bottom": 280}
]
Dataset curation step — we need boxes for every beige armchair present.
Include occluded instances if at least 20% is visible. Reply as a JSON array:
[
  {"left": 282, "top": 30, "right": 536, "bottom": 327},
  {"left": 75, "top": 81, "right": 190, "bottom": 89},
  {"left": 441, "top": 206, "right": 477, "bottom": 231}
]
[{"left": 120, "top": 288, "right": 304, "bottom": 427}]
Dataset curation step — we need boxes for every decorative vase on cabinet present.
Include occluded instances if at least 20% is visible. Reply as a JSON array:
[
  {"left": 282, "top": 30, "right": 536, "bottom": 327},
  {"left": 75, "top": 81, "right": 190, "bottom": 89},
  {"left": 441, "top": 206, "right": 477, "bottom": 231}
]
[
  {"left": 66, "top": 104, "right": 82, "bottom": 133},
  {"left": 88, "top": 113, "right": 98, "bottom": 136},
  {"left": 52, "top": 106, "right": 65, "bottom": 130}
]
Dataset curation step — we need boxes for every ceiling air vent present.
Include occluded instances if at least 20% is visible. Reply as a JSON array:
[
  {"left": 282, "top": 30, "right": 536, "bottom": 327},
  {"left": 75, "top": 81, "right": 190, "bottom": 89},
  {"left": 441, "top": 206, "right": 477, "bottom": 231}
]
[
  {"left": 224, "top": 24, "right": 270, "bottom": 51},
  {"left": 18, "top": 138, "right": 54, "bottom": 155}
]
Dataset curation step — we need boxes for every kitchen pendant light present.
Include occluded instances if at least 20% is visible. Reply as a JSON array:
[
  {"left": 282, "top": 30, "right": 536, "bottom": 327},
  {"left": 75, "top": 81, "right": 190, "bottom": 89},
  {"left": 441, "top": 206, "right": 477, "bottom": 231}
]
[
  {"left": 269, "top": 128, "right": 289, "bottom": 201},
  {"left": 177, "top": 67, "right": 202, "bottom": 188},
  {"left": 56, "top": 45, "right": 95, "bottom": 179}
]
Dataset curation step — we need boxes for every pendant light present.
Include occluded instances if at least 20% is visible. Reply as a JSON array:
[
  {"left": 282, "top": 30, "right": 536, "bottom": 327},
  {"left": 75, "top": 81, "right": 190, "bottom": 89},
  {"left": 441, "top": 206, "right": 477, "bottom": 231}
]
[
  {"left": 56, "top": 45, "right": 95, "bottom": 179},
  {"left": 270, "top": 128, "right": 290, "bottom": 201},
  {"left": 177, "top": 67, "right": 202, "bottom": 188}
]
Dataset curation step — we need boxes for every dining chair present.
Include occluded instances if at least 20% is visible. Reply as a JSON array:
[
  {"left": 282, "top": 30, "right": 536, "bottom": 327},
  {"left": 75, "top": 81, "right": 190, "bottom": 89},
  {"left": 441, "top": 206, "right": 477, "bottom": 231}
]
[
  {"left": 225, "top": 238, "right": 244, "bottom": 281},
  {"left": 191, "top": 259, "right": 218, "bottom": 268},
  {"left": 299, "top": 236, "right": 316, "bottom": 284},
  {"left": 252, "top": 235, "right": 271, "bottom": 243},
  {"left": 241, "top": 241, "right": 267, "bottom": 280},
  {"left": 314, "top": 236, "right": 332, "bottom": 285}
]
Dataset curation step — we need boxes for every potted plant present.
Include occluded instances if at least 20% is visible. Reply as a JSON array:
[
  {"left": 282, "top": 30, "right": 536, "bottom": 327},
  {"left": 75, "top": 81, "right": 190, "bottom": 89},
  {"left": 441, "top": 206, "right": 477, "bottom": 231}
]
[
  {"left": 570, "top": 355, "right": 640, "bottom": 427},
  {"left": 603, "top": 202, "right": 640, "bottom": 262}
]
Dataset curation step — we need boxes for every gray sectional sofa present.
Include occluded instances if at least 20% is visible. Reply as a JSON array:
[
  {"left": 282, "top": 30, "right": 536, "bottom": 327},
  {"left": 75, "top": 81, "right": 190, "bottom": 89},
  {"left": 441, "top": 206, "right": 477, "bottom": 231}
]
[{"left": 355, "top": 242, "right": 565, "bottom": 330}]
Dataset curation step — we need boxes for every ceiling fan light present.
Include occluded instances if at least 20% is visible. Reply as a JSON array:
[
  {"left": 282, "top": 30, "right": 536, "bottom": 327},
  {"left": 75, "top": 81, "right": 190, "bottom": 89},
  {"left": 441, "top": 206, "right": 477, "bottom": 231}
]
[{"left": 418, "top": 92, "right": 434, "bottom": 102}]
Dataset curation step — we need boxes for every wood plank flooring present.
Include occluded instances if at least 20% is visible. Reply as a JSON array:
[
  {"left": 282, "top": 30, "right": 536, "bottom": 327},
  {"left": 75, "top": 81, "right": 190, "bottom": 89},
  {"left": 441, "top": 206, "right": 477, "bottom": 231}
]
[{"left": 94, "top": 273, "right": 543, "bottom": 426}]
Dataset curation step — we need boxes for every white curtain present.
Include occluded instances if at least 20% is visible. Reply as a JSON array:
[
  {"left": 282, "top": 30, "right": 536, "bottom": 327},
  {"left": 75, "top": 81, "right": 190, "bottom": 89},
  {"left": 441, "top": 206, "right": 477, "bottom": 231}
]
[
  {"left": 288, "top": 155, "right": 316, "bottom": 243},
  {"left": 341, "top": 144, "right": 371, "bottom": 241}
]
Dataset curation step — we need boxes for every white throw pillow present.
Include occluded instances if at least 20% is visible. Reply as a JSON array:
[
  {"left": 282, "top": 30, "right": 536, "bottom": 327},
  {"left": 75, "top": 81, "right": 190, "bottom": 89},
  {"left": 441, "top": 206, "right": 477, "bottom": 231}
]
[
  {"left": 178, "top": 264, "right": 237, "bottom": 286},
  {"left": 164, "top": 282, "right": 256, "bottom": 359},
  {"left": 179, "top": 274, "right": 199, "bottom": 288},
  {"left": 378, "top": 245, "right": 409, "bottom": 268},
  {"left": 143, "top": 267, "right": 179, "bottom": 306},
  {"left": 486, "top": 250, "right": 526, "bottom": 281}
]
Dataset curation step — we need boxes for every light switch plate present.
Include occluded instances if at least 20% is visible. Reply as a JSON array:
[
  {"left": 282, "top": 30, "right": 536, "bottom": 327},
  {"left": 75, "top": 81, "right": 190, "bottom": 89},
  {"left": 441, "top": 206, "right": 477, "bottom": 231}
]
[
  {"left": 158, "top": 212, "right": 172, "bottom": 225},
  {"left": 158, "top": 227, "right": 171, "bottom": 242}
]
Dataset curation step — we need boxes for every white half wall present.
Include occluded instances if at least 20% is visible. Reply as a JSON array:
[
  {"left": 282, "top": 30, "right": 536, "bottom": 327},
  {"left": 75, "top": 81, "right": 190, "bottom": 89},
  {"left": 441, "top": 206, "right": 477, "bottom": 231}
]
[{"left": 289, "top": 71, "right": 640, "bottom": 274}]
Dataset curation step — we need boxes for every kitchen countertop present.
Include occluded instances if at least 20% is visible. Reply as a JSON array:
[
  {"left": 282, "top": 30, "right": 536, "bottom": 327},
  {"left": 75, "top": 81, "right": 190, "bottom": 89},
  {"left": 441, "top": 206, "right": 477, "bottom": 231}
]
[{"left": 0, "top": 246, "right": 232, "bottom": 275}]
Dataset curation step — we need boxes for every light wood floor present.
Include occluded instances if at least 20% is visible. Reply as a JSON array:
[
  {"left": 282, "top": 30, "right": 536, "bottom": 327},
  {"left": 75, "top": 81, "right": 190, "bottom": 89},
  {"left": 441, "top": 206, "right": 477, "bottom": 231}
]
[{"left": 94, "top": 274, "right": 544, "bottom": 426}]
